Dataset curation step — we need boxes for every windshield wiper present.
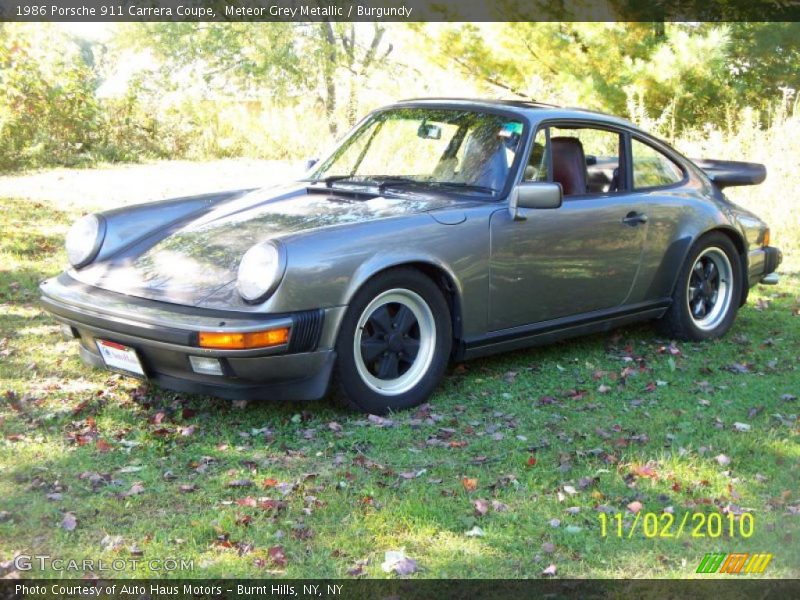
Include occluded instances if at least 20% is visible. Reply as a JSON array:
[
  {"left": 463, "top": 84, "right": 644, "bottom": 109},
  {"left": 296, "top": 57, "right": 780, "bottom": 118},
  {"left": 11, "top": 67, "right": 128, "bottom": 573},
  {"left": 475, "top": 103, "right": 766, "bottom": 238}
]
[
  {"left": 319, "top": 175, "right": 363, "bottom": 187},
  {"left": 425, "top": 181, "right": 497, "bottom": 194},
  {"left": 375, "top": 177, "right": 424, "bottom": 193},
  {"left": 313, "top": 176, "right": 422, "bottom": 193},
  {"left": 375, "top": 178, "right": 497, "bottom": 194},
  {"left": 311, "top": 176, "right": 496, "bottom": 195}
]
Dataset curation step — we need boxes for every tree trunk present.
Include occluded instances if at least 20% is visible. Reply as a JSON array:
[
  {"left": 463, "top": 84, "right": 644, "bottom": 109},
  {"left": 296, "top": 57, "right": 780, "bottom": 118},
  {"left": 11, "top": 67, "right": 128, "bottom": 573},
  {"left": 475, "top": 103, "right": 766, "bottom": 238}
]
[{"left": 320, "top": 22, "right": 338, "bottom": 137}]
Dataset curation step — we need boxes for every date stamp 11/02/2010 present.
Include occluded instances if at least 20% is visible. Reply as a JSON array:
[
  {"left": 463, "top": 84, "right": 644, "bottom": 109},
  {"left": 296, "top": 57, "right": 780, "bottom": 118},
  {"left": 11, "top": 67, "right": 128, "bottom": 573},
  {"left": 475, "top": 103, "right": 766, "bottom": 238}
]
[{"left": 598, "top": 511, "right": 755, "bottom": 539}]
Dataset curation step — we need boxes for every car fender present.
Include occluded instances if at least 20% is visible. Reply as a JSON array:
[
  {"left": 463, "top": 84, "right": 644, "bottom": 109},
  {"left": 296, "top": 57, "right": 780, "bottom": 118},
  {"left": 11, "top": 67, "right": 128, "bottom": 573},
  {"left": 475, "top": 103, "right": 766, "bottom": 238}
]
[
  {"left": 643, "top": 223, "right": 746, "bottom": 304},
  {"left": 343, "top": 250, "right": 464, "bottom": 308}
]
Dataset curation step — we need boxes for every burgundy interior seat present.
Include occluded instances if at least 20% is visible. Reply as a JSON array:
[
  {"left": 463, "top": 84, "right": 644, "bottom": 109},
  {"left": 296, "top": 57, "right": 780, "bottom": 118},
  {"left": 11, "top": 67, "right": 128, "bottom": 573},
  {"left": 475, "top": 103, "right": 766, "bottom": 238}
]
[{"left": 551, "top": 137, "right": 587, "bottom": 195}]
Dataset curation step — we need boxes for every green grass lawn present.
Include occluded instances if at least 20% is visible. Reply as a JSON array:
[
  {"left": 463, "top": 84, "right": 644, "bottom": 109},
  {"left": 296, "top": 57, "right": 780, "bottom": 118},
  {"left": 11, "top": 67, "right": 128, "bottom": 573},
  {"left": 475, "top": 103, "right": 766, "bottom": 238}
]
[{"left": 1, "top": 196, "right": 798, "bottom": 579}]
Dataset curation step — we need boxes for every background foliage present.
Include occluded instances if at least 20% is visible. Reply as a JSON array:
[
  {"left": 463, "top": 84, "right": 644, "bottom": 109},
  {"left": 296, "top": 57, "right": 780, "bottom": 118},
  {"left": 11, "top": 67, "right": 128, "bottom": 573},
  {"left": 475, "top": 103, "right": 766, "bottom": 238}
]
[{"left": 2, "top": 22, "right": 799, "bottom": 170}]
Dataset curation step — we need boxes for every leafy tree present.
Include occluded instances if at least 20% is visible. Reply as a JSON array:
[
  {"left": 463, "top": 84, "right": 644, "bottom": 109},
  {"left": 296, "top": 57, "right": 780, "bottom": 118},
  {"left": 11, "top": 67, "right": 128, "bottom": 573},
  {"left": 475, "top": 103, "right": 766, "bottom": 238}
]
[
  {"left": 122, "top": 22, "right": 393, "bottom": 137},
  {"left": 423, "top": 22, "right": 799, "bottom": 136},
  {"left": 0, "top": 24, "right": 101, "bottom": 170}
]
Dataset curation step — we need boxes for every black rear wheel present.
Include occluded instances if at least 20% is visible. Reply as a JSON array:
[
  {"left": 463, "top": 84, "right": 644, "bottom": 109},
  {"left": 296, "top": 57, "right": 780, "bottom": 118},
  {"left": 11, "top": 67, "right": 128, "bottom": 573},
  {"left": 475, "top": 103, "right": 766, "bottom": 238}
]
[{"left": 659, "top": 232, "right": 742, "bottom": 341}]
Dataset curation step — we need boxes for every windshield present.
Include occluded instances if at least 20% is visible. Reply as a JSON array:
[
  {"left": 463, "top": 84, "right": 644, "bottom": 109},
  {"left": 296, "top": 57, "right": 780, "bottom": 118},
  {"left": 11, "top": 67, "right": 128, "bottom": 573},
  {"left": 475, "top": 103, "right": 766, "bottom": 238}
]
[{"left": 308, "top": 107, "right": 524, "bottom": 196}]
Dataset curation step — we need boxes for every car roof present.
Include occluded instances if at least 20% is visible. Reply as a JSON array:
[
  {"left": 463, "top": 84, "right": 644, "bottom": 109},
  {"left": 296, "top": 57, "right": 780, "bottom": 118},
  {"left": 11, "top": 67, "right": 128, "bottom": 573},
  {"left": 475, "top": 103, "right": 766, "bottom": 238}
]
[{"left": 392, "top": 97, "right": 637, "bottom": 129}]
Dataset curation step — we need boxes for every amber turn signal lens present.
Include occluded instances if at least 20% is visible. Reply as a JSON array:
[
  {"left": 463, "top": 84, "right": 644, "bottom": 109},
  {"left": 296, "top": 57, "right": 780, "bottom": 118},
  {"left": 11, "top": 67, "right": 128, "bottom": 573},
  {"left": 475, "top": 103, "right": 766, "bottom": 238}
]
[
  {"left": 198, "top": 327, "right": 290, "bottom": 350},
  {"left": 763, "top": 228, "right": 770, "bottom": 247}
]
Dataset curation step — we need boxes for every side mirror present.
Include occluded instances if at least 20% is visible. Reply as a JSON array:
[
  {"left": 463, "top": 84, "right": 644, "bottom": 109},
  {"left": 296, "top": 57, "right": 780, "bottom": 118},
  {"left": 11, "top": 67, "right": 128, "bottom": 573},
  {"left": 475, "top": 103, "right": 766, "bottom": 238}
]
[
  {"left": 305, "top": 158, "right": 319, "bottom": 171},
  {"left": 509, "top": 182, "right": 562, "bottom": 220}
]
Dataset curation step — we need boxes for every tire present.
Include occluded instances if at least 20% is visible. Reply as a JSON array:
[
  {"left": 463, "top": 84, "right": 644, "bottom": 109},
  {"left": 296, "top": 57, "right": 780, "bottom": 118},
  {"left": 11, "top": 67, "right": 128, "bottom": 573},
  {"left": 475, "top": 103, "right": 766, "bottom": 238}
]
[
  {"left": 659, "top": 232, "right": 743, "bottom": 341},
  {"left": 334, "top": 268, "right": 452, "bottom": 414}
]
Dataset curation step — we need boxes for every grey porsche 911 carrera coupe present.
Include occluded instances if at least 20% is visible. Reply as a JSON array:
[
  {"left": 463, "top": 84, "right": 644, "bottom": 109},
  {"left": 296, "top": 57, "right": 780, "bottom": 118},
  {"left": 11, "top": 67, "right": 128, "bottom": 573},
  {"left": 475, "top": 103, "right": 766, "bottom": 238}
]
[{"left": 41, "top": 99, "right": 782, "bottom": 413}]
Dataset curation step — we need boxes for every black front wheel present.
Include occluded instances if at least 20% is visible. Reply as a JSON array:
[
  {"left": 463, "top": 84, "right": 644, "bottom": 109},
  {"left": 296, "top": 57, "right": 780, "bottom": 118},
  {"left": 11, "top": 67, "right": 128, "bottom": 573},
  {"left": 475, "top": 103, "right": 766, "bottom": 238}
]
[{"left": 334, "top": 268, "right": 452, "bottom": 414}]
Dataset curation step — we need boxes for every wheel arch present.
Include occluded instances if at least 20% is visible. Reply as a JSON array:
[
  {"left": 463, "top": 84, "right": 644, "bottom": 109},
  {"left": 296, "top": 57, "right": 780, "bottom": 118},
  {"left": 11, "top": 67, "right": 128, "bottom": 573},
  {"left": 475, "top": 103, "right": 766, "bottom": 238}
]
[
  {"left": 672, "top": 226, "right": 749, "bottom": 305},
  {"left": 342, "top": 257, "right": 464, "bottom": 351}
]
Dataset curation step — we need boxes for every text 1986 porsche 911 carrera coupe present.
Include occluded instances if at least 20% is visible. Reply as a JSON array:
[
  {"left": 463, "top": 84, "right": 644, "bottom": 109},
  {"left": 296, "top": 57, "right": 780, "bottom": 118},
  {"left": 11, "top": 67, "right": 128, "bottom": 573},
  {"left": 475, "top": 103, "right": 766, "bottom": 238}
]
[{"left": 41, "top": 99, "right": 782, "bottom": 413}]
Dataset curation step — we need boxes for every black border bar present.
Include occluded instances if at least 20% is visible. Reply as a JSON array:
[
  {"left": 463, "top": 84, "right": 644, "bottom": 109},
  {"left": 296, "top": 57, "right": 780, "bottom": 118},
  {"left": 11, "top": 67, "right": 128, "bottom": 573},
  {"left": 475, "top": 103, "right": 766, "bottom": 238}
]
[
  {"left": 3, "top": 579, "right": 800, "bottom": 600},
  {"left": 2, "top": 0, "right": 800, "bottom": 22}
]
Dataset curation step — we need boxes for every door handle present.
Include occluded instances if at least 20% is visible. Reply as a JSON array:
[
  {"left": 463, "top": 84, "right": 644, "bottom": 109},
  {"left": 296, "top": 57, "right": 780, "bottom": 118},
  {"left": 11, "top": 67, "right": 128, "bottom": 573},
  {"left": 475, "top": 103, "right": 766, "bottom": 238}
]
[{"left": 623, "top": 211, "right": 648, "bottom": 226}]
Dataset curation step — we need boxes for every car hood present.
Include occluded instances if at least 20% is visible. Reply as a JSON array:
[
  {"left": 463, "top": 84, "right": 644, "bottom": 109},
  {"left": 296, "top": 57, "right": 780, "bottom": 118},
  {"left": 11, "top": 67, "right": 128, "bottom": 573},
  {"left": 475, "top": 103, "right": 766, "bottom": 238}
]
[{"left": 72, "top": 184, "right": 471, "bottom": 305}]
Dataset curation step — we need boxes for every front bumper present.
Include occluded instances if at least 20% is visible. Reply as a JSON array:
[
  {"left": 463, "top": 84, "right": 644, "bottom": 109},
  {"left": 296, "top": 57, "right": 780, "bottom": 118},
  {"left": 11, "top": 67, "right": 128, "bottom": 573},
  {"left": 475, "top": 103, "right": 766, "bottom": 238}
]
[
  {"left": 40, "top": 274, "right": 345, "bottom": 401},
  {"left": 747, "top": 245, "right": 783, "bottom": 287}
]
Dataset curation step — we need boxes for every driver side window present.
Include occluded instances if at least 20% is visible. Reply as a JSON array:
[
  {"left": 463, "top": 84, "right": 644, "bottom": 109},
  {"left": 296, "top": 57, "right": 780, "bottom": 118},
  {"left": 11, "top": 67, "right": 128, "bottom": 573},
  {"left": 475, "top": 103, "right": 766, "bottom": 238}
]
[{"left": 523, "top": 124, "right": 625, "bottom": 197}]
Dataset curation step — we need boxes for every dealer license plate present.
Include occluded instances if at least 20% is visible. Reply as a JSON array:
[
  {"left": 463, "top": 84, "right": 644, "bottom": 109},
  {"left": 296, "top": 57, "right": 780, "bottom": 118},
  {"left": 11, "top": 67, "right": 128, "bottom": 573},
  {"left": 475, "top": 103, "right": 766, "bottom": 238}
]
[{"left": 96, "top": 339, "right": 145, "bottom": 377}]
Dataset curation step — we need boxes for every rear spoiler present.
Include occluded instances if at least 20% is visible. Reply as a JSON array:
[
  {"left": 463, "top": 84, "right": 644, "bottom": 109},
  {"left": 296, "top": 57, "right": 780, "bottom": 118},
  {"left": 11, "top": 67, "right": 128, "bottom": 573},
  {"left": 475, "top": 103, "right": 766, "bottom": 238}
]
[{"left": 692, "top": 159, "right": 766, "bottom": 189}]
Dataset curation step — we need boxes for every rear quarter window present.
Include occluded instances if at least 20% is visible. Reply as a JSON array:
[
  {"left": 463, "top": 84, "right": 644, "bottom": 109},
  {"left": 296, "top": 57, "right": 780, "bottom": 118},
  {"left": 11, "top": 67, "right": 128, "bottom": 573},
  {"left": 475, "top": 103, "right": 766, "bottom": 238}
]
[{"left": 632, "top": 138, "right": 684, "bottom": 188}]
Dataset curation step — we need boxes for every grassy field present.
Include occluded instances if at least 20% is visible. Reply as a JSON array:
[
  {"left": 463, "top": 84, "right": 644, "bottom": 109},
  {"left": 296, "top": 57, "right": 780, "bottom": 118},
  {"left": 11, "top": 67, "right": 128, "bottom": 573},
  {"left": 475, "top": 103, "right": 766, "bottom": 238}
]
[{"left": 0, "top": 194, "right": 798, "bottom": 580}]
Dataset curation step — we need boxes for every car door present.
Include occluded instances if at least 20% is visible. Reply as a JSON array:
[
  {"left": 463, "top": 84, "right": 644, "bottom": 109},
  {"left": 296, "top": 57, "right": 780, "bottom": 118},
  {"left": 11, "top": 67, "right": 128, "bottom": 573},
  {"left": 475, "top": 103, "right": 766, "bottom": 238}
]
[{"left": 488, "top": 122, "right": 649, "bottom": 331}]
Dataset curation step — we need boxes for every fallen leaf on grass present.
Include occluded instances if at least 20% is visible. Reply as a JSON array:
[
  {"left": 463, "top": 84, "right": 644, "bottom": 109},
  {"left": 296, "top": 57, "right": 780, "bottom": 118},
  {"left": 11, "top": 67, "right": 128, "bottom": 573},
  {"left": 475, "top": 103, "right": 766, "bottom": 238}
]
[
  {"left": 61, "top": 513, "right": 77, "bottom": 531},
  {"left": 367, "top": 414, "right": 395, "bottom": 428},
  {"left": 461, "top": 477, "right": 478, "bottom": 492},
  {"left": 465, "top": 526, "right": 485, "bottom": 537},
  {"left": 733, "top": 422, "right": 752, "bottom": 432},
  {"left": 268, "top": 545, "right": 287, "bottom": 567},
  {"left": 542, "top": 542, "right": 555, "bottom": 553},
  {"left": 228, "top": 479, "right": 253, "bottom": 488},
  {"left": 95, "top": 439, "right": 113, "bottom": 453},
  {"left": 236, "top": 515, "right": 253, "bottom": 527},
  {"left": 105, "top": 454, "right": 131, "bottom": 469},
  {"left": 179, "top": 484, "right": 197, "bottom": 493},
  {"left": 542, "top": 564, "right": 557, "bottom": 577},
  {"left": 381, "top": 549, "right": 418, "bottom": 576},
  {"left": 125, "top": 483, "right": 145, "bottom": 497},
  {"left": 491, "top": 500, "right": 509, "bottom": 512},
  {"left": 100, "top": 535, "right": 123, "bottom": 551},
  {"left": 630, "top": 465, "right": 659, "bottom": 479},
  {"left": 716, "top": 454, "right": 731, "bottom": 467},
  {"left": 473, "top": 499, "right": 489, "bottom": 516},
  {"left": 346, "top": 565, "right": 365, "bottom": 577},
  {"left": 627, "top": 501, "right": 643, "bottom": 514},
  {"left": 399, "top": 469, "right": 426, "bottom": 480}
]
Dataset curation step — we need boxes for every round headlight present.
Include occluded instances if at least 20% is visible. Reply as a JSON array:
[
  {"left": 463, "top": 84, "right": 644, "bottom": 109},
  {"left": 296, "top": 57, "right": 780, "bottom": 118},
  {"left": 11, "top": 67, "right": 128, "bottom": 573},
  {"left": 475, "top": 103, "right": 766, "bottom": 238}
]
[
  {"left": 65, "top": 214, "right": 105, "bottom": 268},
  {"left": 236, "top": 242, "right": 285, "bottom": 303}
]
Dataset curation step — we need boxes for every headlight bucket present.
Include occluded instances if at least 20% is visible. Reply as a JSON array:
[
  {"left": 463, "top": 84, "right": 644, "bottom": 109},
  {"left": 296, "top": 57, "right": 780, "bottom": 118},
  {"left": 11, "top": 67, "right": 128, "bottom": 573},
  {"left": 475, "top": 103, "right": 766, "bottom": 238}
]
[
  {"left": 236, "top": 242, "right": 286, "bottom": 303},
  {"left": 66, "top": 214, "right": 106, "bottom": 269}
]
